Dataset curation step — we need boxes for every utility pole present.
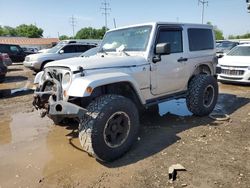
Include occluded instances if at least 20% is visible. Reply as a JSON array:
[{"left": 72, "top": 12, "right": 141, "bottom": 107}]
[
  {"left": 69, "top": 15, "right": 77, "bottom": 37},
  {"left": 198, "top": 0, "right": 208, "bottom": 24},
  {"left": 113, "top": 18, "right": 117, "bottom": 28},
  {"left": 101, "top": 0, "right": 111, "bottom": 32}
]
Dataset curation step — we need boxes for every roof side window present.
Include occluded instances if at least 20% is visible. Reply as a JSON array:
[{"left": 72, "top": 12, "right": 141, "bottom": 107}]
[{"left": 188, "top": 28, "right": 214, "bottom": 51}]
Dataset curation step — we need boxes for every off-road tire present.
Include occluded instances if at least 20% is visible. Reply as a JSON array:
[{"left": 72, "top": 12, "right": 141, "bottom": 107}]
[
  {"left": 187, "top": 75, "right": 218, "bottom": 116},
  {"left": 79, "top": 94, "right": 139, "bottom": 162}
]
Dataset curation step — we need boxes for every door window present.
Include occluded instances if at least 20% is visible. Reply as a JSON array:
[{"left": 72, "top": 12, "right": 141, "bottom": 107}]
[
  {"left": 156, "top": 29, "right": 183, "bottom": 53},
  {"left": 10, "top": 46, "right": 20, "bottom": 53},
  {"left": 62, "top": 45, "right": 76, "bottom": 53}
]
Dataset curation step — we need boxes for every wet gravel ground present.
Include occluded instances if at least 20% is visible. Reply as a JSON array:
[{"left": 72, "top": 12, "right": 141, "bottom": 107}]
[{"left": 0, "top": 64, "right": 249, "bottom": 188}]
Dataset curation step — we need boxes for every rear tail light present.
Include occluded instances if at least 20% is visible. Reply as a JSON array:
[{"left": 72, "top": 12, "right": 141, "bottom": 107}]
[{"left": 2, "top": 53, "right": 10, "bottom": 60}]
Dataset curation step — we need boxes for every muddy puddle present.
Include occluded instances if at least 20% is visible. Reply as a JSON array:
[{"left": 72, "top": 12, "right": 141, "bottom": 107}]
[
  {"left": 0, "top": 111, "right": 104, "bottom": 188},
  {"left": 159, "top": 99, "right": 192, "bottom": 117}
]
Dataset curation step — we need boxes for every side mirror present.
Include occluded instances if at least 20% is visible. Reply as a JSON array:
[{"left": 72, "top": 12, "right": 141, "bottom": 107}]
[
  {"left": 155, "top": 43, "right": 171, "bottom": 55},
  {"left": 217, "top": 54, "right": 224, "bottom": 58},
  {"left": 59, "top": 50, "right": 64, "bottom": 54}
]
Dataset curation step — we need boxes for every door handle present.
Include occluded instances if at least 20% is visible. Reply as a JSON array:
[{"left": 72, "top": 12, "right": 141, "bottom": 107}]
[{"left": 177, "top": 57, "right": 188, "bottom": 62}]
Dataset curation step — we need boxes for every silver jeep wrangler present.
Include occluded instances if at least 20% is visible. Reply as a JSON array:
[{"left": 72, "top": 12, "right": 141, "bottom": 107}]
[{"left": 33, "top": 22, "right": 218, "bottom": 162}]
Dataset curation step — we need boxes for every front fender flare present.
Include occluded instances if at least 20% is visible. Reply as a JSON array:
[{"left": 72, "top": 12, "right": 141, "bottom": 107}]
[{"left": 67, "top": 72, "right": 145, "bottom": 104}]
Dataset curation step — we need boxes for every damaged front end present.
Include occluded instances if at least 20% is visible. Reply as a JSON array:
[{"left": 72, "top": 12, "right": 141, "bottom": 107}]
[{"left": 33, "top": 68, "right": 87, "bottom": 121}]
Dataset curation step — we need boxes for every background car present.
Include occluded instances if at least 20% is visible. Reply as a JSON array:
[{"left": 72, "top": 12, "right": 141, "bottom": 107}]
[
  {"left": 0, "top": 53, "right": 8, "bottom": 83},
  {"left": 0, "top": 44, "right": 35, "bottom": 62},
  {"left": 80, "top": 46, "right": 99, "bottom": 57},
  {"left": 216, "top": 41, "right": 239, "bottom": 58},
  {"left": 23, "top": 43, "right": 97, "bottom": 71},
  {"left": 0, "top": 53, "right": 12, "bottom": 66},
  {"left": 218, "top": 44, "right": 250, "bottom": 84}
]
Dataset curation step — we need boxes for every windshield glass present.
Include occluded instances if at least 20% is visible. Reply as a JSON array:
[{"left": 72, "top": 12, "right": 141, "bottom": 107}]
[
  {"left": 47, "top": 44, "right": 64, "bottom": 53},
  {"left": 227, "top": 46, "right": 250, "bottom": 56},
  {"left": 217, "top": 42, "right": 236, "bottom": 49},
  {"left": 80, "top": 47, "right": 99, "bottom": 57},
  {"left": 100, "top": 25, "right": 152, "bottom": 52}
]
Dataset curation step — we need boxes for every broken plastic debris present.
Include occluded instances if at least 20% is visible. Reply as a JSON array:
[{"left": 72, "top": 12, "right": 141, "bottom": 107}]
[{"left": 168, "top": 164, "right": 186, "bottom": 181}]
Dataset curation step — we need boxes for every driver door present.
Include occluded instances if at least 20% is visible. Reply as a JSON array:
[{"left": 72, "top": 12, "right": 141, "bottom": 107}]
[{"left": 150, "top": 26, "right": 188, "bottom": 95}]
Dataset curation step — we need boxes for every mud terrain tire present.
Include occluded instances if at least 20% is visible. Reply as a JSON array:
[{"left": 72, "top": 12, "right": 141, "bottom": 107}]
[
  {"left": 187, "top": 75, "right": 218, "bottom": 116},
  {"left": 79, "top": 94, "right": 139, "bottom": 162}
]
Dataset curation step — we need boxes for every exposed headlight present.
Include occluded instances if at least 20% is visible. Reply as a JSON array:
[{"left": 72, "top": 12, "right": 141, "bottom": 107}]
[{"left": 62, "top": 72, "right": 71, "bottom": 89}]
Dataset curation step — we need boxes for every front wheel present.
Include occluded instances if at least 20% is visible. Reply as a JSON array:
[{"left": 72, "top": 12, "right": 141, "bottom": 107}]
[
  {"left": 186, "top": 75, "right": 218, "bottom": 116},
  {"left": 79, "top": 94, "right": 140, "bottom": 162}
]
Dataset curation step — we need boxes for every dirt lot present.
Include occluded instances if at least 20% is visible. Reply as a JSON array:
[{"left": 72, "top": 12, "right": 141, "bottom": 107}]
[{"left": 0, "top": 64, "right": 249, "bottom": 188}]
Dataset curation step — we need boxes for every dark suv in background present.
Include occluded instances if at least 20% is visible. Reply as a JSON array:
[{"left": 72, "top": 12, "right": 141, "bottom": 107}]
[
  {"left": 0, "top": 53, "right": 8, "bottom": 83},
  {"left": 0, "top": 44, "right": 34, "bottom": 62}
]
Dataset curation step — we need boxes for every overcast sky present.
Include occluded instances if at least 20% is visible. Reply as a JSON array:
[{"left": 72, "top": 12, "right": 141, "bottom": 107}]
[{"left": 0, "top": 0, "right": 249, "bottom": 38}]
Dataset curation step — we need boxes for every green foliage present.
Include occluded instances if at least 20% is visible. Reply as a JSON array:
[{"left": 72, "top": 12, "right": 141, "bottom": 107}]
[
  {"left": 75, "top": 27, "right": 107, "bottom": 39},
  {"left": 0, "top": 24, "right": 43, "bottom": 38},
  {"left": 0, "top": 26, "right": 17, "bottom": 36},
  {"left": 214, "top": 28, "right": 224, "bottom": 40},
  {"left": 206, "top": 22, "right": 224, "bottom": 40},
  {"left": 59, "top": 35, "right": 70, "bottom": 40},
  {"left": 15, "top": 24, "right": 43, "bottom": 38},
  {"left": 228, "top": 33, "right": 250, "bottom": 39}
]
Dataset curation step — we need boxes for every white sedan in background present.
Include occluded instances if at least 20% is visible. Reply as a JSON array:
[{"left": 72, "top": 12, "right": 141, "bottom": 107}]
[{"left": 218, "top": 44, "right": 250, "bottom": 84}]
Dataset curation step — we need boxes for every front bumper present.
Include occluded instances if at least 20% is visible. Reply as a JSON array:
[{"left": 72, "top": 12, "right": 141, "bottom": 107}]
[
  {"left": 217, "top": 66, "right": 250, "bottom": 83},
  {"left": 48, "top": 100, "right": 87, "bottom": 119},
  {"left": 33, "top": 90, "right": 87, "bottom": 120},
  {"left": 23, "top": 60, "right": 41, "bottom": 71}
]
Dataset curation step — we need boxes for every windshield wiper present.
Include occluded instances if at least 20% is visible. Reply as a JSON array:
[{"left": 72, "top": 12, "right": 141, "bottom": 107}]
[
  {"left": 116, "top": 45, "right": 129, "bottom": 56},
  {"left": 99, "top": 48, "right": 108, "bottom": 55}
]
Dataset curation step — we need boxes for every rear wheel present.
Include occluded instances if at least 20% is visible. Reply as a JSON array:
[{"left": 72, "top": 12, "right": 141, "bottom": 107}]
[
  {"left": 186, "top": 75, "right": 218, "bottom": 116},
  {"left": 79, "top": 94, "right": 140, "bottom": 162}
]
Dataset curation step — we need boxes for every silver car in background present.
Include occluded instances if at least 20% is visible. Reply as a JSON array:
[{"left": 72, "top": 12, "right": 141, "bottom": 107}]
[{"left": 24, "top": 43, "right": 96, "bottom": 72}]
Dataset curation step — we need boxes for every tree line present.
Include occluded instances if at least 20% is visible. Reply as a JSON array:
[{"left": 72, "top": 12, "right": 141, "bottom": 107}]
[
  {"left": 59, "top": 27, "right": 107, "bottom": 40},
  {"left": 0, "top": 24, "right": 107, "bottom": 40},
  {"left": 228, "top": 33, "right": 250, "bottom": 39},
  {"left": 0, "top": 24, "right": 43, "bottom": 38}
]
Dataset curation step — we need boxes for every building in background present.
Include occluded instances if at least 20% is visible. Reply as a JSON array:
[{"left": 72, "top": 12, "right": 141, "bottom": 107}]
[{"left": 0, "top": 37, "right": 59, "bottom": 50}]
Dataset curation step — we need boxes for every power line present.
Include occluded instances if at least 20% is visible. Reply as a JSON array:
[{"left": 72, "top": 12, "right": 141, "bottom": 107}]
[
  {"left": 69, "top": 15, "right": 77, "bottom": 37},
  {"left": 101, "top": 0, "right": 111, "bottom": 31},
  {"left": 198, "top": 0, "right": 208, "bottom": 24}
]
